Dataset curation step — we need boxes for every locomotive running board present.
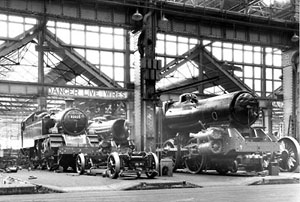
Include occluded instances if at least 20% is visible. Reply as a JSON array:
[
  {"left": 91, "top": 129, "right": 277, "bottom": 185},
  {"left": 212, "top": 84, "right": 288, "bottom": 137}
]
[{"left": 224, "top": 128, "right": 280, "bottom": 154}]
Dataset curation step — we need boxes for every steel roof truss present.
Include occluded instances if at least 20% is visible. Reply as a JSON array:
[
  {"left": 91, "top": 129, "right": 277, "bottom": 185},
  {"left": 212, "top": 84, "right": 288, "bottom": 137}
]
[{"left": 45, "top": 30, "right": 121, "bottom": 88}]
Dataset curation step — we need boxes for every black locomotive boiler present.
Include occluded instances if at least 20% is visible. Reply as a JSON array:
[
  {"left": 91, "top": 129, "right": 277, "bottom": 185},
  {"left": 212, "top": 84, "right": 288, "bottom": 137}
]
[
  {"left": 20, "top": 103, "right": 100, "bottom": 174},
  {"left": 161, "top": 91, "right": 300, "bottom": 174}
]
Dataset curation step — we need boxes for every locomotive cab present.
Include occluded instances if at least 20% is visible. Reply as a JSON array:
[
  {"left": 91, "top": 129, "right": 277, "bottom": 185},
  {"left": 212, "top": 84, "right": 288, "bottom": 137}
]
[{"left": 179, "top": 93, "right": 198, "bottom": 104}]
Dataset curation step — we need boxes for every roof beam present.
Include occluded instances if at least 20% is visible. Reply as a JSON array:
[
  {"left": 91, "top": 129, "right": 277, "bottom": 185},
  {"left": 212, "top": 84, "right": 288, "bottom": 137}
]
[
  {"left": 159, "top": 45, "right": 202, "bottom": 78},
  {"left": 0, "top": 23, "right": 43, "bottom": 58},
  {"left": 44, "top": 30, "right": 121, "bottom": 88},
  {"left": 200, "top": 46, "right": 251, "bottom": 91},
  {"left": 156, "top": 76, "right": 219, "bottom": 94}
]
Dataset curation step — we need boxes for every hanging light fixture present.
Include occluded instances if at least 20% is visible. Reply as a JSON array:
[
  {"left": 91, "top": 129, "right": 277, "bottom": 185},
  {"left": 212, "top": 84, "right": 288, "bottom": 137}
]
[
  {"left": 132, "top": 8, "right": 143, "bottom": 21},
  {"left": 160, "top": 4, "right": 169, "bottom": 22},
  {"left": 161, "top": 13, "right": 168, "bottom": 22},
  {"left": 160, "top": 4, "right": 168, "bottom": 22},
  {"left": 291, "top": 32, "right": 299, "bottom": 42}
]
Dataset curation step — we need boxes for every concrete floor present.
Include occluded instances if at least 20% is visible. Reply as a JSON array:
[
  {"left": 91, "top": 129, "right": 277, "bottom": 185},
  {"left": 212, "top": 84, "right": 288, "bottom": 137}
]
[{"left": 1, "top": 168, "right": 299, "bottom": 194}]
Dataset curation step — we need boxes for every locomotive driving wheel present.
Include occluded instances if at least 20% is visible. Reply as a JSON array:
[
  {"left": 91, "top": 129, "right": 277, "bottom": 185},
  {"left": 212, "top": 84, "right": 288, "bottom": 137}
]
[
  {"left": 162, "top": 139, "right": 182, "bottom": 171},
  {"left": 145, "top": 152, "right": 159, "bottom": 179},
  {"left": 185, "top": 155, "right": 206, "bottom": 174},
  {"left": 76, "top": 153, "right": 86, "bottom": 175},
  {"left": 107, "top": 152, "right": 121, "bottom": 179},
  {"left": 278, "top": 137, "right": 300, "bottom": 172}
]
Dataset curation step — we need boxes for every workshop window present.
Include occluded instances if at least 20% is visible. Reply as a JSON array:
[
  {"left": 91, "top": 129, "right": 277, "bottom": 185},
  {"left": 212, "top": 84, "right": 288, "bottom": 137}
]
[
  {"left": 114, "top": 52, "right": 124, "bottom": 67},
  {"left": 47, "top": 20, "right": 126, "bottom": 85},
  {"left": 86, "top": 50, "right": 100, "bottom": 65},
  {"left": 0, "top": 14, "right": 36, "bottom": 38},
  {"left": 179, "top": 38, "right": 283, "bottom": 97},
  {"left": 166, "top": 41, "right": 177, "bottom": 55},
  {"left": 71, "top": 29, "right": 85, "bottom": 46},
  {"left": 254, "top": 46, "right": 262, "bottom": 64},
  {"left": 203, "top": 40, "right": 282, "bottom": 96},
  {"left": 223, "top": 43, "right": 233, "bottom": 62},
  {"left": 101, "top": 66, "right": 113, "bottom": 79},
  {"left": 156, "top": 33, "right": 198, "bottom": 67},
  {"left": 156, "top": 40, "right": 165, "bottom": 54},
  {"left": 212, "top": 42, "right": 222, "bottom": 60},
  {"left": 254, "top": 79, "right": 261, "bottom": 93},
  {"left": 244, "top": 46, "right": 253, "bottom": 64},
  {"left": 234, "top": 65, "right": 243, "bottom": 78},
  {"left": 265, "top": 47, "right": 282, "bottom": 67},
  {"left": 204, "top": 85, "right": 227, "bottom": 95},
  {"left": 86, "top": 31, "right": 99, "bottom": 47},
  {"left": 100, "top": 33, "right": 113, "bottom": 49},
  {"left": 114, "top": 34, "right": 124, "bottom": 50},
  {"left": 57, "top": 28, "right": 71, "bottom": 44},
  {"left": 244, "top": 66, "right": 253, "bottom": 78},
  {"left": 86, "top": 25, "right": 99, "bottom": 32},
  {"left": 265, "top": 67, "right": 282, "bottom": 96},
  {"left": 0, "top": 21, "right": 7, "bottom": 37},
  {"left": 233, "top": 44, "right": 243, "bottom": 63},
  {"left": 100, "top": 51, "right": 113, "bottom": 66},
  {"left": 74, "top": 48, "right": 85, "bottom": 58},
  {"left": 115, "top": 67, "right": 124, "bottom": 82}
]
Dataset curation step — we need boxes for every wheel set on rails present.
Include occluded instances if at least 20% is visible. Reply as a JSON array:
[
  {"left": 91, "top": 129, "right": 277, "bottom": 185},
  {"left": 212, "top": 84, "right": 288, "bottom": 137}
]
[
  {"left": 160, "top": 132, "right": 300, "bottom": 174},
  {"left": 106, "top": 150, "right": 159, "bottom": 179},
  {"left": 74, "top": 139, "right": 160, "bottom": 179}
]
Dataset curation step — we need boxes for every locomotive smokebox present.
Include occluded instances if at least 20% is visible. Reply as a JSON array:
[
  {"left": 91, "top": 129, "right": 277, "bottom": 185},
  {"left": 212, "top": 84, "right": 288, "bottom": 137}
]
[
  {"left": 54, "top": 108, "right": 88, "bottom": 135},
  {"left": 112, "top": 119, "right": 130, "bottom": 146}
]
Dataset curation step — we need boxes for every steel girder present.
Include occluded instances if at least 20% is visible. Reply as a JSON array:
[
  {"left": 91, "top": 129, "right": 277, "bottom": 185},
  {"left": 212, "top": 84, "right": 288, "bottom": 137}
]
[
  {"left": 44, "top": 30, "right": 121, "bottom": 88},
  {"left": 158, "top": 44, "right": 251, "bottom": 93}
]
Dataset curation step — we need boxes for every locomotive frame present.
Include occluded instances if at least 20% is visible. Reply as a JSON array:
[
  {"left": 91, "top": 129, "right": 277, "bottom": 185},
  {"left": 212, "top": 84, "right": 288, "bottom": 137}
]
[{"left": 106, "top": 148, "right": 159, "bottom": 179}]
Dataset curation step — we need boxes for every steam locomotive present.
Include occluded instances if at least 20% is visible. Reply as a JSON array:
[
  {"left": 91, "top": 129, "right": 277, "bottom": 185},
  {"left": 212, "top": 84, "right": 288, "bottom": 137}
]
[
  {"left": 20, "top": 101, "right": 100, "bottom": 174},
  {"left": 161, "top": 91, "right": 300, "bottom": 174}
]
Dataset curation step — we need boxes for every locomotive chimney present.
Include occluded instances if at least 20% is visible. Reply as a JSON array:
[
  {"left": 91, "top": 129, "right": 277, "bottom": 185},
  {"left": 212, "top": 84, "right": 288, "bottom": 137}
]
[{"left": 65, "top": 98, "right": 75, "bottom": 108}]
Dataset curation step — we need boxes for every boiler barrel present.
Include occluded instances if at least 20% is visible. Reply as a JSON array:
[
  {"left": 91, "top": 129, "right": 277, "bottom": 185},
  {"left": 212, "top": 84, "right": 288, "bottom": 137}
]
[
  {"left": 164, "top": 91, "right": 259, "bottom": 131},
  {"left": 88, "top": 118, "right": 129, "bottom": 145}
]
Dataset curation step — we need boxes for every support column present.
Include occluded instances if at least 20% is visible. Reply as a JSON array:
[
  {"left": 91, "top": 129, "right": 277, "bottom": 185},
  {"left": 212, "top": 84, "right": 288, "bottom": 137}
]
[
  {"left": 260, "top": 100, "right": 272, "bottom": 136},
  {"left": 138, "top": 9, "right": 159, "bottom": 152},
  {"left": 37, "top": 19, "right": 47, "bottom": 111},
  {"left": 264, "top": 107, "right": 273, "bottom": 136},
  {"left": 295, "top": 52, "right": 300, "bottom": 141},
  {"left": 282, "top": 49, "right": 298, "bottom": 140},
  {"left": 133, "top": 34, "right": 142, "bottom": 150},
  {"left": 197, "top": 41, "right": 204, "bottom": 94},
  {"left": 124, "top": 31, "right": 135, "bottom": 141}
]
